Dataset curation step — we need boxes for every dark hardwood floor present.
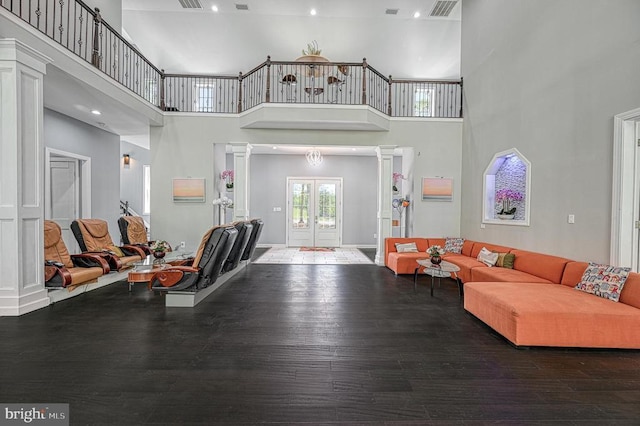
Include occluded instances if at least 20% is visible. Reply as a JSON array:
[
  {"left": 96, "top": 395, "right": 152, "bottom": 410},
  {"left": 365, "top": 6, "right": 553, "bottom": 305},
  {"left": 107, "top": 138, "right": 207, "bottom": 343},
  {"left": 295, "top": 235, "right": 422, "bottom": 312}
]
[{"left": 2, "top": 248, "right": 640, "bottom": 425}]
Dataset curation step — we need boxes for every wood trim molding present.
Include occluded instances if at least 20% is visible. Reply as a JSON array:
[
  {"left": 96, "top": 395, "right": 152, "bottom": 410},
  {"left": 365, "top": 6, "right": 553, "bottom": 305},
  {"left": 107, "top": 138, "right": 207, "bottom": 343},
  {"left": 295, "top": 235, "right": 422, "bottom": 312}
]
[{"left": 611, "top": 107, "right": 640, "bottom": 270}]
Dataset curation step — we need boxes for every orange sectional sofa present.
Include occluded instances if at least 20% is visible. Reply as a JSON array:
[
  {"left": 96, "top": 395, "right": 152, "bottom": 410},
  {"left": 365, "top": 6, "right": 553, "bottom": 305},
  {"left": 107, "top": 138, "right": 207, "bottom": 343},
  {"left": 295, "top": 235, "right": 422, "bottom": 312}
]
[{"left": 385, "top": 237, "right": 640, "bottom": 349}]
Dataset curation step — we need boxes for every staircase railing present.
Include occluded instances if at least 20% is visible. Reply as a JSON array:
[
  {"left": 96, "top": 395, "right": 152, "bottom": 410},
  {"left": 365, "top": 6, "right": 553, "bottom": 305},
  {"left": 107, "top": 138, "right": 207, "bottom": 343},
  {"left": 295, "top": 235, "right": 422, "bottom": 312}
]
[
  {"left": 1, "top": 1, "right": 462, "bottom": 118},
  {"left": 120, "top": 200, "right": 150, "bottom": 234}
]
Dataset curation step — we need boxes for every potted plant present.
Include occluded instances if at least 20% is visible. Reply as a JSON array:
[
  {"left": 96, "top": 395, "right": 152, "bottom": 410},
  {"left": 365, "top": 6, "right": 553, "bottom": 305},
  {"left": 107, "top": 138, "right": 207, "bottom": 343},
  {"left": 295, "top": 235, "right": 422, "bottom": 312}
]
[
  {"left": 392, "top": 172, "right": 404, "bottom": 193},
  {"left": 496, "top": 188, "right": 523, "bottom": 219},
  {"left": 298, "top": 40, "right": 326, "bottom": 60},
  {"left": 296, "top": 40, "right": 329, "bottom": 77},
  {"left": 221, "top": 169, "right": 234, "bottom": 191},
  {"left": 150, "top": 240, "right": 171, "bottom": 260},
  {"left": 212, "top": 196, "right": 234, "bottom": 211},
  {"left": 427, "top": 245, "right": 445, "bottom": 265}
]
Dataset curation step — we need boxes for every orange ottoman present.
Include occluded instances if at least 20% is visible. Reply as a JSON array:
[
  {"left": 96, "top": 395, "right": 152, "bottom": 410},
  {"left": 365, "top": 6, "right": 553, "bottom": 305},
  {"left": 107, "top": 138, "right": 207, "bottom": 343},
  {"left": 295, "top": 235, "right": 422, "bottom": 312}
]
[{"left": 464, "top": 282, "right": 640, "bottom": 349}]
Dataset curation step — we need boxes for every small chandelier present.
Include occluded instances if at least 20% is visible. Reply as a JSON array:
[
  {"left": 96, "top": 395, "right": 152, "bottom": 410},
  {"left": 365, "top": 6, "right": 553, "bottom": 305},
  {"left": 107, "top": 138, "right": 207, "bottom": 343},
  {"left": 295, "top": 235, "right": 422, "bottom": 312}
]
[{"left": 306, "top": 149, "right": 323, "bottom": 166}]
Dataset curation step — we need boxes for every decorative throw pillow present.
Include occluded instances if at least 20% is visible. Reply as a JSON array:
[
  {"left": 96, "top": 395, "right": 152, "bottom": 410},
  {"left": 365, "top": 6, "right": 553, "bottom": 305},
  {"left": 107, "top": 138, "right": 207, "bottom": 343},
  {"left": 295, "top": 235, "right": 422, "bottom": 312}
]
[
  {"left": 575, "top": 262, "right": 631, "bottom": 302},
  {"left": 477, "top": 247, "right": 499, "bottom": 267},
  {"left": 496, "top": 252, "right": 515, "bottom": 269},
  {"left": 444, "top": 237, "right": 464, "bottom": 254},
  {"left": 395, "top": 242, "right": 418, "bottom": 253}
]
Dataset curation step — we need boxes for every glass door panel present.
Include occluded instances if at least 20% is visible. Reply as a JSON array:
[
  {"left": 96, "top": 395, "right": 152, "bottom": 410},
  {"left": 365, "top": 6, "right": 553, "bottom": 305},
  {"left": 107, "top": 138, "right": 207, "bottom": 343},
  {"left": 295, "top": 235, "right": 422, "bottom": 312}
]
[
  {"left": 287, "top": 178, "right": 342, "bottom": 248},
  {"left": 317, "top": 183, "right": 336, "bottom": 230},
  {"left": 292, "top": 182, "right": 311, "bottom": 229}
]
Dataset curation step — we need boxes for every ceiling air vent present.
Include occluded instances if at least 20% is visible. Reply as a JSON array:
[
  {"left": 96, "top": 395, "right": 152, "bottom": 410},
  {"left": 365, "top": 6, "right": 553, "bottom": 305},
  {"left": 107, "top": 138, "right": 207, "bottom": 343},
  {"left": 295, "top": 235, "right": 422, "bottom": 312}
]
[
  {"left": 178, "top": 0, "right": 203, "bottom": 9},
  {"left": 429, "top": 0, "right": 458, "bottom": 17},
  {"left": 235, "top": 3, "right": 249, "bottom": 10},
  {"left": 385, "top": 8, "right": 399, "bottom": 15}
]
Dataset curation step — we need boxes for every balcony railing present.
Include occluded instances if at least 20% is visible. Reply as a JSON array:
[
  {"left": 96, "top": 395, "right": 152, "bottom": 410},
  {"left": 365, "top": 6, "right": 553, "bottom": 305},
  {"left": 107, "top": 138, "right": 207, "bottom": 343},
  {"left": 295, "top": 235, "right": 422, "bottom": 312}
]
[
  {"left": 1, "top": 0, "right": 462, "bottom": 118},
  {"left": 165, "top": 58, "right": 462, "bottom": 118},
  {"left": 1, "top": 0, "right": 162, "bottom": 105}
]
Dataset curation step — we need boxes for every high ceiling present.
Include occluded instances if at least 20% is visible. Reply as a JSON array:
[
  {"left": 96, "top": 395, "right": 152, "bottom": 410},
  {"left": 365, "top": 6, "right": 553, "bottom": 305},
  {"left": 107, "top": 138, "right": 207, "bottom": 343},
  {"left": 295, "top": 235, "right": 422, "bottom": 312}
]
[
  {"left": 0, "top": 1, "right": 462, "bottom": 150},
  {"left": 121, "top": 0, "right": 461, "bottom": 79}
]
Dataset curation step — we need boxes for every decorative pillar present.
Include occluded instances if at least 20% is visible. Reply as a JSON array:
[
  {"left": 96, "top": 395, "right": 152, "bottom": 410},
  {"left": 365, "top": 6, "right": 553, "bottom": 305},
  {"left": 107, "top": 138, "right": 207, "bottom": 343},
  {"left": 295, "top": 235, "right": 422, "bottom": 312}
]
[
  {"left": 230, "top": 142, "right": 252, "bottom": 221},
  {"left": 375, "top": 145, "right": 396, "bottom": 265},
  {"left": 0, "top": 39, "right": 51, "bottom": 316}
]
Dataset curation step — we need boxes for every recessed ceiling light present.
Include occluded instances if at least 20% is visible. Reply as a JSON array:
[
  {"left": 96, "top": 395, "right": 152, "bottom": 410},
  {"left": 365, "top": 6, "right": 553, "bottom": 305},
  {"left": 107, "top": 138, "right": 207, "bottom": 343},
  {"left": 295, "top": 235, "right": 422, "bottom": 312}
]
[
  {"left": 272, "top": 146, "right": 277, "bottom": 150},
  {"left": 310, "top": 8, "right": 317, "bottom": 16},
  {"left": 91, "top": 109, "right": 101, "bottom": 115},
  {"left": 414, "top": 11, "right": 421, "bottom": 18},
  {"left": 211, "top": 5, "right": 218, "bottom": 12}
]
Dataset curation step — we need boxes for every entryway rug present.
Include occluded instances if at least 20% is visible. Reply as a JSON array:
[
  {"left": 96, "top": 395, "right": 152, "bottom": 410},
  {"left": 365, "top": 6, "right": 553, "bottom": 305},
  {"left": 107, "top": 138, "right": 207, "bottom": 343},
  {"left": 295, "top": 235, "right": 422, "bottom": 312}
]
[
  {"left": 299, "top": 247, "right": 335, "bottom": 252},
  {"left": 253, "top": 247, "right": 374, "bottom": 265}
]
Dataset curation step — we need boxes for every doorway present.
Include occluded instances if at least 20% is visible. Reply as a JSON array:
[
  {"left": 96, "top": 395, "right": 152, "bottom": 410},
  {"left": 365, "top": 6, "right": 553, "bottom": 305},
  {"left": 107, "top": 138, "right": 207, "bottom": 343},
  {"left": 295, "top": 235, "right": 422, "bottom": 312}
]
[
  {"left": 611, "top": 108, "right": 640, "bottom": 271},
  {"left": 287, "top": 177, "right": 342, "bottom": 247},
  {"left": 45, "top": 148, "right": 92, "bottom": 254}
]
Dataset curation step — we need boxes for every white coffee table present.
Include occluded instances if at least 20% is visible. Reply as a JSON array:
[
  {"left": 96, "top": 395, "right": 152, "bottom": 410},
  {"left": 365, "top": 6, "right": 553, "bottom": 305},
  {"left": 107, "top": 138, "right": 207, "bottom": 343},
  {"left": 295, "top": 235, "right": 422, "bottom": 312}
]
[{"left": 414, "top": 258, "right": 461, "bottom": 297}]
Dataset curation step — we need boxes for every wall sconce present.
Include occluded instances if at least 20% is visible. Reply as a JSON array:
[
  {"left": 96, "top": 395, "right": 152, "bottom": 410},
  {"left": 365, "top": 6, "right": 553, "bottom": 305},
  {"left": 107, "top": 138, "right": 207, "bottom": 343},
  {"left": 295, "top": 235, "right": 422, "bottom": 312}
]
[{"left": 123, "top": 154, "right": 130, "bottom": 167}]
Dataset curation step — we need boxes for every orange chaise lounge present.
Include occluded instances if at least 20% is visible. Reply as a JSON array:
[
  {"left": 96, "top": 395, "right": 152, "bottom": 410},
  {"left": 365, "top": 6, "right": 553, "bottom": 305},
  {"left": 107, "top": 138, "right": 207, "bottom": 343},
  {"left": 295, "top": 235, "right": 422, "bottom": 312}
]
[{"left": 385, "top": 237, "right": 640, "bottom": 349}]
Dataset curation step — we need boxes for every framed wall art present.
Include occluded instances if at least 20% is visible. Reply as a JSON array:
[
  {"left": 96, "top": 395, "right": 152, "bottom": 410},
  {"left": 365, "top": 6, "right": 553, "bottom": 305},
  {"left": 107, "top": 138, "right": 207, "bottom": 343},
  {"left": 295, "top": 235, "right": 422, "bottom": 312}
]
[
  {"left": 422, "top": 177, "right": 453, "bottom": 201},
  {"left": 172, "top": 178, "right": 206, "bottom": 203}
]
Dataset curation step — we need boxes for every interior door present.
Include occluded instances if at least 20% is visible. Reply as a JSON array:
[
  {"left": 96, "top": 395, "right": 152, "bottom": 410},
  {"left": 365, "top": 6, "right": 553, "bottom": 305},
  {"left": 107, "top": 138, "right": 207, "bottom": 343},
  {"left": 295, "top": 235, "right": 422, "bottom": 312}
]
[
  {"left": 49, "top": 157, "right": 80, "bottom": 254},
  {"left": 287, "top": 178, "right": 342, "bottom": 247}
]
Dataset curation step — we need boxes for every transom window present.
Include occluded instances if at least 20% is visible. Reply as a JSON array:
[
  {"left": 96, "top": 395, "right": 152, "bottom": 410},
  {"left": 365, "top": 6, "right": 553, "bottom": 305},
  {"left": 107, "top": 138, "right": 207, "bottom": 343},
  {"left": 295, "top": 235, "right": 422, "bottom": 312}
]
[
  {"left": 414, "top": 87, "right": 434, "bottom": 117},
  {"left": 193, "top": 84, "right": 214, "bottom": 112}
]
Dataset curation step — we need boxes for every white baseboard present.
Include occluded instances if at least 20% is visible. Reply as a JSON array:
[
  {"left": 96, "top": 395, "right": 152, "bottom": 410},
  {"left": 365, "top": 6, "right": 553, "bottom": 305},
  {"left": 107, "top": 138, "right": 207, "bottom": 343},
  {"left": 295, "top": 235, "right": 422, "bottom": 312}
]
[
  {"left": 48, "top": 269, "right": 131, "bottom": 304},
  {"left": 165, "top": 260, "right": 247, "bottom": 307}
]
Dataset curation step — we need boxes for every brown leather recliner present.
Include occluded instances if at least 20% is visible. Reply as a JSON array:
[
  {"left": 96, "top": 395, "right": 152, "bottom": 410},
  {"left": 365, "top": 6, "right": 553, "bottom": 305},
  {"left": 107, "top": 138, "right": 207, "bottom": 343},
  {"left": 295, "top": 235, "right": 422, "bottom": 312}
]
[
  {"left": 118, "top": 216, "right": 152, "bottom": 255},
  {"left": 44, "top": 220, "right": 110, "bottom": 288},
  {"left": 71, "top": 219, "right": 146, "bottom": 270}
]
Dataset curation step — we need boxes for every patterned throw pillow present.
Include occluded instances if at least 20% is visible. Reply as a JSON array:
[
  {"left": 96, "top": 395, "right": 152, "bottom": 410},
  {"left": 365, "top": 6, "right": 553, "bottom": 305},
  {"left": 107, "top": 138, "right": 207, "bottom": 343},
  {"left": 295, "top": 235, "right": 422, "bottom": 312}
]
[
  {"left": 575, "top": 262, "right": 631, "bottom": 302},
  {"left": 496, "top": 252, "right": 515, "bottom": 269},
  {"left": 477, "top": 247, "right": 499, "bottom": 267},
  {"left": 395, "top": 242, "right": 418, "bottom": 253},
  {"left": 444, "top": 237, "right": 464, "bottom": 254}
]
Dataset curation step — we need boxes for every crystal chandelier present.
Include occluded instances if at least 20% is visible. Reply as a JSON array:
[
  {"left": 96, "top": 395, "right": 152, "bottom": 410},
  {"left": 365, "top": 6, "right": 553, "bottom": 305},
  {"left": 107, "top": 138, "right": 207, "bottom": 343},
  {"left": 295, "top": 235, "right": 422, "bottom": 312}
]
[{"left": 306, "top": 149, "right": 323, "bottom": 166}]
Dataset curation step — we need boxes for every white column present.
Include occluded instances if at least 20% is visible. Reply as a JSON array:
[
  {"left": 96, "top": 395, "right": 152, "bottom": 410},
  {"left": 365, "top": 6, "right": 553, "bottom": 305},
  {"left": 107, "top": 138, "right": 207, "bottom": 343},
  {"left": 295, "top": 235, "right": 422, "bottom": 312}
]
[
  {"left": 375, "top": 145, "right": 396, "bottom": 265},
  {"left": 230, "top": 142, "right": 252, "bottom": 221},
  {"left": 0, "top": 39, "right": 51, "bottom": 316}
]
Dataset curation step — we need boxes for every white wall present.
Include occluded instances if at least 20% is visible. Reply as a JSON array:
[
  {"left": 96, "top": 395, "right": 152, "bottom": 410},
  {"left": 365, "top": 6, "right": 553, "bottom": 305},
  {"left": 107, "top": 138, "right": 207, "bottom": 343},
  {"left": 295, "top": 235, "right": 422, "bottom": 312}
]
[
  {"left": 44, "top": 108, "right": 121, "bottom": 239},
  {"left": 460, "top": 0, "right": 640, "bottom": 262},
  {"left": 120, "top": 140, "right": 150, "bottom": 224},
  {"left": 150, "top": 114, "right": 462, "bottom": 251},
  {"left": 88, "top": 0, "right": 123, "bottom": 34},
  {"left": 248, "top": 154, "right": 378, "bottom": 245}
]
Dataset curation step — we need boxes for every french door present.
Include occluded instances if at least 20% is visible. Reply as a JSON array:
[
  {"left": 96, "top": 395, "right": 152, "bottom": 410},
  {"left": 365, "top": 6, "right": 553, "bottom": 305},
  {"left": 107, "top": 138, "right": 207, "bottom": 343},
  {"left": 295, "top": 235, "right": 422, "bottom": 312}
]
[{"left": 287, "top": 178, "right": 342, "bottom": 247}]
